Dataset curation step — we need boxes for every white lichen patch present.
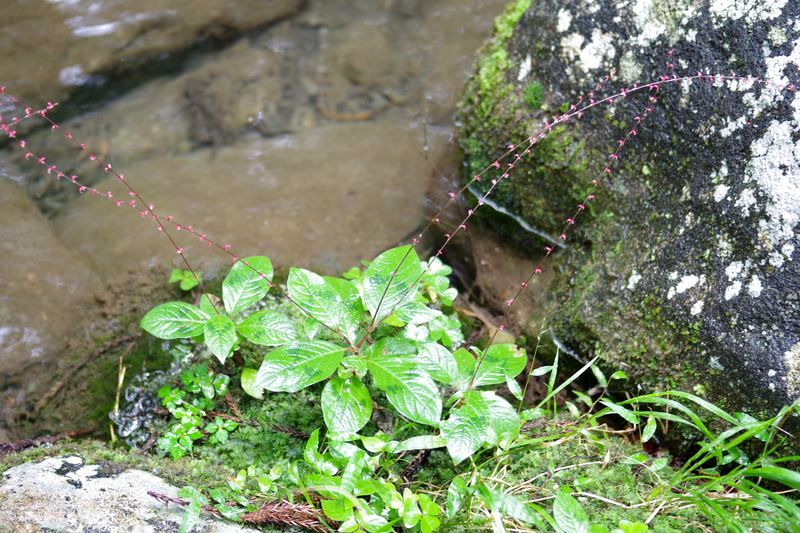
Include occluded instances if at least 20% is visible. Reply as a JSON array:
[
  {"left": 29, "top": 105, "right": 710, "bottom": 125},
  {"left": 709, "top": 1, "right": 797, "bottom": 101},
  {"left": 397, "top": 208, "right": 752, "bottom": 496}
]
[
  {"left": 768, "top": 26, "right": 788, "bottom": 47},
  {"left": 627, "top": 271, "right": 642, "bottom": 289},
  {"left": 746, "top": 120, "right": 800, "bottom": 253},
  {"left": 518, "top": 55, "right": 532, "bottom": 81},
  {"left": 710, "top": 0, "right": 788, "bottom": 26},
  {"left": 748, "top": 275, "right": 763, "bottom": 297},
  {"left": 560, "top": 28, "right": 616, "bottom": 71},
  {"left": 734, "top": 188, "right": 757, "bottom": 215},
  {"left": 714, "top": 184, "right": 730, "bottom": 202},
  {"left": 690, "top": 299, "right": 705, "bottom": 315},
  {"left": 557, "top": 8, "right": 572, "bottom": 32},
  {"left": 629, "top": 0, "right": 697, "bottom": 46},
  {"left": 618, "top": 50, "right": 641, "bottom": 82},
  {"left": 785, "top": 342, "right": 800, "bottom": 396},
  {"left": 676, "top": 275, "right": 700, "bottom": 294},
  {"left": 725, "top": 261, "right": 744, "bottom": 280},
  {"left": 725, "top": 280, "right": 742, "bottom": 300}
]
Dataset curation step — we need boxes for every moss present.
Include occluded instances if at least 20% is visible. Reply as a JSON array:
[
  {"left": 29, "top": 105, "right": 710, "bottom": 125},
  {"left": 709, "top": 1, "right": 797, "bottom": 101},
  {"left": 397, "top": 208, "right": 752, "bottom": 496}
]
[
  {"left": 523, "top": 81, "right": 545, "bottom": 109},
  {"left": 0, "top": 439, "right": 234, "bottom": 489}
]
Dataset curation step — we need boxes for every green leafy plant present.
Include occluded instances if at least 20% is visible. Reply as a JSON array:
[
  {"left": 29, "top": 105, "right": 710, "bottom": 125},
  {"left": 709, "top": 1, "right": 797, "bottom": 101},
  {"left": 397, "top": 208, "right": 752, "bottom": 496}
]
[
  {"left": 156, "top": 363, "right": 234, "bottom": 459},
  {"left": 170, "top": 268, "right": 203, "bottom": 291}
]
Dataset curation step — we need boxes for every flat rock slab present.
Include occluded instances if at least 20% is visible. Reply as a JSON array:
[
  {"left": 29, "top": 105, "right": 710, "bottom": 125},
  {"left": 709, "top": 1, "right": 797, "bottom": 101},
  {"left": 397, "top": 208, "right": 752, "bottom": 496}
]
[{"left": 0, "top": 455, "right": 254, "bottom": 532}]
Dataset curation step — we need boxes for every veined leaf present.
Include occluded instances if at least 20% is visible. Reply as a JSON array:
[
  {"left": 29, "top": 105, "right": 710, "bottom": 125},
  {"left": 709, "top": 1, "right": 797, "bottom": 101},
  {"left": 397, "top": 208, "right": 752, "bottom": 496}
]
[
  {"left": 204, "top": 315, "right": 237, "bottom": 364},
  {"left": 222, "top": 256, "right": 273, "bottom": 314},
  {"left": 322, "top": 376, "right": 372, "bottom": 435},
  {"left": 363, "top": 246, "right": 423, "bottom": 323},
  {"left": 392, "top": 435, "right": 447, "bottom": 452},
  {"left": 394, "top": 301, "right": 441, "bottom": 325},
  {"left": 553, "top": 488, "right": 590, "bottom": 533},
  {"left": 240, "top": 368, "right": 262, "bottom": 399},
  {"left": 304, "top": 429, "right": 338, "bottom": 475},
  {"left": 256, "top": 341, "right": 345, "bottom": 393},
  {"left": 441, "top": 391, "right": 520, "bottom": 463},
  {"left": 237, "top": 309, "right": 296, "bottom": 346},
  {"left": 367, "top": 355, "right": 441, "bottom": 426},
  {"left": 326, "top": 276, "right": 364, "bottom": 345},
  {"left": 473, "top": 344, "right": 527, "bottom": 386},
  {"left": 417, "top": 342, "right": 459, "bottom": 384},
  {"left": 141, "top": 302, "right": 209, "bottom": 339}
]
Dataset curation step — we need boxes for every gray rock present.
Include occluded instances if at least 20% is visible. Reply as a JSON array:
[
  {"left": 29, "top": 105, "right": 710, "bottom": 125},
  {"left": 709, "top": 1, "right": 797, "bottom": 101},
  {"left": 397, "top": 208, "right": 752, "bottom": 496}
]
[
  {"left": 459, "top": 0, "right": 800, "bottom": 424},
  {"left": 0, "top": 455, "right": 254, "bottom": 532}
]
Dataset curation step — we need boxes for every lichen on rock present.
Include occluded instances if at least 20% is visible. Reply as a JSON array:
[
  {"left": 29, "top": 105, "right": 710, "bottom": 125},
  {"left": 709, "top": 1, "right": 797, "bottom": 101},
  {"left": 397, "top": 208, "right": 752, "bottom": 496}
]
[{"left": 458, "top": 0, "right": 800, "bottom": 436}]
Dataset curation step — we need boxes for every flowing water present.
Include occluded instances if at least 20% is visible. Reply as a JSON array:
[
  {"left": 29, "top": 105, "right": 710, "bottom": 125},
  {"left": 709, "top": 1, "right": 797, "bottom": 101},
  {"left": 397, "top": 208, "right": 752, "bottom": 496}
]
[{"left": 0, "top": 0, "right": 515, "bottom": 437}]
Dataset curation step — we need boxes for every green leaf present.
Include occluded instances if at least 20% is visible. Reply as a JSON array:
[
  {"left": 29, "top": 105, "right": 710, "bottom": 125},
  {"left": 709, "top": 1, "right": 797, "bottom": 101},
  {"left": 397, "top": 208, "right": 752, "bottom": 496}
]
[
  {"left": 169, "top": 269, "right": 184, "bottom": 283},
  {"left": 506, "top": 376, "right": 523, "bottom": 401},
  {"left": 322, "top": 499, "right": 354, "bottom": 522},
  {"left": 441, "top": 392, "right": 519, "bottom": 463},
  {"left": 322, "top": 376, "right": 373, "bottom": 435},
  {"left": 553, "top": 488, "right": 590, "bottom": 533},
  {"left": 417, "top": 342, "right": 459, "bottom": 384},
  {"left": 141, "top": 302, "right": 209, "bottom": 340},
  {"left": 367, "top": 355, "right": 441, "bottom": 426},
  {"left": 199, "top": 294, "right": 221, "bottom": 316},
  {"left": 392, "top": 435, "right": 447, "bottom": 452},
  {"left": 363, "top": 246, "right": 423, "bottom": 323},
  {"left": 743, "top": 466, "right": 800, "bottom": 490},
  {"left": 600, "top": 400, "right": 640, "bottom": 425},
  {"left": 237, "top": 310, "right": 296, "bottom": 346},
  {"left": 446, "top": 477, "right": 468, "bottom": 520},
  {"left": 256, "top": 341, "right": 345, "bottom": 393},
  {"left": 288, "top": 268, "right": 341, "bottom": 328},
  {"left": 642, "top": 416, "right": 657, "bottom": 443},
  {"left": 394, "top": 301, "right": 441, "bottom": 325},
  {"left": 476, "top": 484, "right": 544, "bottom": 527},
  {"left": 222, "top": 256, "right": 273, "bottom": 314},
  {"left": 304, "top": 429, "right": 338, "bottom": 475},
  {"left": 204, "top": 315, "right": 237, "bottom": 364},
  {"left": 453, "top": 348, "right": 476, "bottom": 387},
  {"left": 473, "top": 344, "right": 526, "bottom": 386},
  {"left": 326, "top": 276, "right": 365, "bottom": 345},
  {"left": 240, "top": 368, "right": 262, "bottom": 399},
  {"left": 440, "top": 391, "right": 490, "bottom": 464}
]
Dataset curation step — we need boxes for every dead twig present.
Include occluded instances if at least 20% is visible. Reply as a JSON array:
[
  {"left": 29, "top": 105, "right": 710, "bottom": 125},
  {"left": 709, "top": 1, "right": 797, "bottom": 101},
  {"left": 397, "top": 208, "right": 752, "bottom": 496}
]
[{"left": 0, "top": 428, "right": 95, "bottom": 457}]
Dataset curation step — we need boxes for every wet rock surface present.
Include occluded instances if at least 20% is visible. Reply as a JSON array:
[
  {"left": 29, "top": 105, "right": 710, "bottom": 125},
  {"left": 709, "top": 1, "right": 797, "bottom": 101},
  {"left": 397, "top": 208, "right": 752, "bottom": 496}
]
[
  {"left": 0, "top": 455, "right": 254, "bottom": 532},
  {"left": 0, "top": 180, "right": 102, "bottom": 388},
  {"left": 0, "top": 0, "right": 303, "bottom": 106},
  {"left": 459, "top": 0, "right": 800, "bottom": 421}
]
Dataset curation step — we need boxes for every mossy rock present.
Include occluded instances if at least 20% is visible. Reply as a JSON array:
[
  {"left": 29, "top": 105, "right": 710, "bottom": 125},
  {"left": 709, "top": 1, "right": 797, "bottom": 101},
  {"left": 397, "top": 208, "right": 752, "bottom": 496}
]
[{"left": 458, "top": 0, "right": 800, "bottom": 444}]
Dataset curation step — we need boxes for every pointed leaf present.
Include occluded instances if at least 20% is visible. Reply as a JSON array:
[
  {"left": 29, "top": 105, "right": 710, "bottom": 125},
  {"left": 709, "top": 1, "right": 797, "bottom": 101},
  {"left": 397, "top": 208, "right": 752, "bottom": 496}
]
[
  {"left": 237, "top": 309, "right": 296, "bottom": 346},
  {"left": 367, "top": 355, "right": 441, "bottom": 426},
  {"left": 441, "top": 391, "right": 490, "bottom": 464},
  {"left": 141, "top": 302, "right": 209, "bottom": 339},
  {"left": 222, "top": 256, "right": 273, "bottom": 314},
  {"left": 322, "top": 376, "right": 373, "bottom": 435},
  {"left": 204, "top": 315, "right": 237, "bottom": 364},
  {"left": 392, "top": 435, "right": 447, "bottom": 452},
  {"left": 256, "top": 341, "right": 345, "bottom": 393},
  {"left": 363, "top": 246, "right": 423, "bottom": 322},
  {"left": 417, "top": 342, "right": 459, "bottom": 384},
  {"left": 326, "top": 276, "right": 364, "bottom": 345},
  {"left": 473, "top": 344, "right": 526, "bottom": 386}
]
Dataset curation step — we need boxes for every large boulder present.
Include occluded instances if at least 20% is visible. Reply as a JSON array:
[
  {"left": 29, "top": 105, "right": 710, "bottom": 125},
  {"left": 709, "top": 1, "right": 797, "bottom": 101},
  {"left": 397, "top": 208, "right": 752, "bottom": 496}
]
[{"left": 459, "top": 0, "right": 800, "bottom": 422}]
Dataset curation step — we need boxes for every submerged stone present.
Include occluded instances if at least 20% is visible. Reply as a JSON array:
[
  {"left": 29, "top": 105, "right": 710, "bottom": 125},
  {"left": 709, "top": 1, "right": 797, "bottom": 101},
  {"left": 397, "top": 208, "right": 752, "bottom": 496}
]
[{"left": 459, "top": 0, "right": 800, "bottom": 428}]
